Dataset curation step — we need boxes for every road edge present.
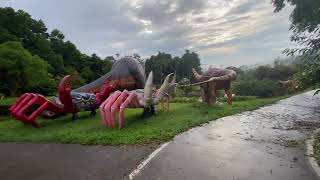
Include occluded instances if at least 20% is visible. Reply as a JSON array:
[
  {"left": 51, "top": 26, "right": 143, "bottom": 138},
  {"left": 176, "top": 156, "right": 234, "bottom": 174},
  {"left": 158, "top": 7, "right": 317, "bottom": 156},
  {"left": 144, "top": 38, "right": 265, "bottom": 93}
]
[
  {"left": 127, "top": 142, "right": 170, "bottom": 180},
  {"left": 307, "top": 129, "right": 320, "bottom": 177}
]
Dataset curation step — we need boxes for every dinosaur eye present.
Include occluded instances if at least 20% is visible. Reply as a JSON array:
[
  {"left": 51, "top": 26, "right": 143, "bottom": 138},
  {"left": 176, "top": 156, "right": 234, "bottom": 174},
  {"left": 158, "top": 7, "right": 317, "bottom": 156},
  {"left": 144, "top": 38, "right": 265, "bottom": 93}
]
[{"left": 76, "top": 94, "right": 82, "bottom": 100}]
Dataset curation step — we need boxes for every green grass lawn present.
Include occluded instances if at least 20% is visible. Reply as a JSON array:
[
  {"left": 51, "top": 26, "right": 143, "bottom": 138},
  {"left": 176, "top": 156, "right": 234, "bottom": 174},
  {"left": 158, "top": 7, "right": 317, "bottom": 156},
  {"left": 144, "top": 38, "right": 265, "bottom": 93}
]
[
  {"left": 0, "top": 97, "right": 286, "bottom": 145},
  {"left": 0, "top": 97, "right": 18, "bottom": 106}
]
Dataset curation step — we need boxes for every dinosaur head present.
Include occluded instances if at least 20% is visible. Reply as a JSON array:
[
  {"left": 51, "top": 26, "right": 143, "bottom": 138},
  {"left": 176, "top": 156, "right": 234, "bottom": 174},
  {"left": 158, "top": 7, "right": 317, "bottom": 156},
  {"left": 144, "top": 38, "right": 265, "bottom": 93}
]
[
  {"left": 192, "top": 68, "right": 203, "bottom": 81},
  {"left": 144, "top": 71, "right": 174, "bottom": 106}
]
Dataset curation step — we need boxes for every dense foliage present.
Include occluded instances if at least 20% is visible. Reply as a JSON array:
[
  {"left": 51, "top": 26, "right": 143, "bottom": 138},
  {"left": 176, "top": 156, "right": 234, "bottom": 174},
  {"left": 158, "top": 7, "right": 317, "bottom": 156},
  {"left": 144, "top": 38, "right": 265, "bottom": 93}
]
[
  {"left": 0, "top": 7, "right": 202, "bottom": 96},
  {"left": 0, "top": 41, "right": 55, "bottom": 95},
  {"left": 272, "top": 0, "right": 320, "bottom": 94},
  {"left": 145, "top": 50, "right": 201, "bottom": 84},
  {"left": 232, "top": 80, "right": 283, "bottom": 98},
  {"left": 0, "top": 7, "right": 113, "bottom": 95},
  {"left": 237, "top": 60, "right": 297, "bottom": 81}
]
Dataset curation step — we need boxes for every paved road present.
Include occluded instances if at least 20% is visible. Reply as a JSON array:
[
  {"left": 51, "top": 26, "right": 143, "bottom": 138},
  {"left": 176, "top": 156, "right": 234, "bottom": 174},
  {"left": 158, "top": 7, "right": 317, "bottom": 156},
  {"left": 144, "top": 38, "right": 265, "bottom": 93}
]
[
  {"left": 0, "top": 143, "right": 156, "bottom": 180},
  {"left": 135, "top": 91, "right": 320, "bottom": 180}
]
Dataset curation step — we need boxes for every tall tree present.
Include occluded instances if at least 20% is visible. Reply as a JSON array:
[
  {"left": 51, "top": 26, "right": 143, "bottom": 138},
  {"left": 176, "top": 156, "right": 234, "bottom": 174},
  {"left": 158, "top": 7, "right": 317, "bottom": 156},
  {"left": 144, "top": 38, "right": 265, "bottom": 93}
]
[
  {"left": 273, "top": 0, "right": 320, "bottom": 93},
  {"left": 0, "top": 41, "right": 55, "bottom": 95}
]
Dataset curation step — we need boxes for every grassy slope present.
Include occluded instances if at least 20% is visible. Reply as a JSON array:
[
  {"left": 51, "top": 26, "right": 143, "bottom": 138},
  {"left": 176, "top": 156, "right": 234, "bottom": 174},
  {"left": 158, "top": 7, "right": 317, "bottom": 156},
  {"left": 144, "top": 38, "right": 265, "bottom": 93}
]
[{"left": 0, "top": 97, "right": 285, "bottom": 145}]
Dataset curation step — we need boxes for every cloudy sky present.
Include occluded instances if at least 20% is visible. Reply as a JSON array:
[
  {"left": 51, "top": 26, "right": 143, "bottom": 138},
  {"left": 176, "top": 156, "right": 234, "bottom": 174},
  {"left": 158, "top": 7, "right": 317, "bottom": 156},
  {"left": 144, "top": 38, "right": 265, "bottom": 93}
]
[{"left": 1, "top": 0, "right": 296, "bottom": 68}]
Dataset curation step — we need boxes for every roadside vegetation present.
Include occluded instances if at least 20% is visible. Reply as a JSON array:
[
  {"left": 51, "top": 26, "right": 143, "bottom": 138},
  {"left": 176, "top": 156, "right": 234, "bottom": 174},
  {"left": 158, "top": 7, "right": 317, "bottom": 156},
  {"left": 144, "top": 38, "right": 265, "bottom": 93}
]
[{"left": 313, "top": 132, "right": 320, "bottom": 164}]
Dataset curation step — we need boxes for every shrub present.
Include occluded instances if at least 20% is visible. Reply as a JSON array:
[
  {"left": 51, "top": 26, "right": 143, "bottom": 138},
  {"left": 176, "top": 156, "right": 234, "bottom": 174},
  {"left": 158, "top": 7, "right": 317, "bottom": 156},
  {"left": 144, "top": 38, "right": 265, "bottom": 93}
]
[
  {"left": 0, "top": 41, "right": 56, "bottom": 96},
  {"left": 232, "top": 80, "right": 284, "bottom": 97},
  {"left": 0, "top": 105, "right": 9, "bottom": 116},
  {"left": 171, "top": 97, "right": 198, "bottom": 103},
  {"left": 217, "top": 96, "right": 257, "bottom": 102}
]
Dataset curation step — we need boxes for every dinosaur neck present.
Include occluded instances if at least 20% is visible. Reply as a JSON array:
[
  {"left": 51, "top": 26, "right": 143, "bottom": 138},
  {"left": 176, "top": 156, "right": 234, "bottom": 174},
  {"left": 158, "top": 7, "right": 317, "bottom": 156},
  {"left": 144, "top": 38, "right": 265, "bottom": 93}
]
[{"left": 73, "top": 72, "right": 112, "bottom": 93}]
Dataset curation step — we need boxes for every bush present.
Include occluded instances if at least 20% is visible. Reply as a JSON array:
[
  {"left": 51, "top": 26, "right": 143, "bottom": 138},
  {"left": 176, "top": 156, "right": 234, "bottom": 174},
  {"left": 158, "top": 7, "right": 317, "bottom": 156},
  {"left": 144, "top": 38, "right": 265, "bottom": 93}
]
[
  {"left": 232, "top": 80, "right": 284, "bottom": 97},
  {"left": 172, "top": 96, "right": 257, "bottom": 103},
  {"left": 0, "top": 41, "right": 56, "bottom": 96},
  {"left": 217, "top": 96, "right": 257, "bottom": 102},
  {"left": 0, "top": 105, "right": 9, "bottom": 116},
  {"left": 171, "top": 97, "right": 198, "bottom": 103}
]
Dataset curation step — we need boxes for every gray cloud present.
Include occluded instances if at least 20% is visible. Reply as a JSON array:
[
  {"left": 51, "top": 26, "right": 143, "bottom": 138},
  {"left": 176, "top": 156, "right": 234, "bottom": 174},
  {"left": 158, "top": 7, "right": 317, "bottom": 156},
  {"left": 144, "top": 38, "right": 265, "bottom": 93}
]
[{"left": 0, "top": 0, "right": 294, "bottom": 67}]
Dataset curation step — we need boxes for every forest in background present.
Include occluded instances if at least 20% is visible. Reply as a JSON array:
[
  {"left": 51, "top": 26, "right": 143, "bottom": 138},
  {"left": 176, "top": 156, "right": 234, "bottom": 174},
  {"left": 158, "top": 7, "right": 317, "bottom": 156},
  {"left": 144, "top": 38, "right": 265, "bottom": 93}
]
[
  {"left": 1, "top": 1, "right": 319, "bottom": 97},
  {"left": 0, "top": 7, "right": 204, "bottom": 96}
]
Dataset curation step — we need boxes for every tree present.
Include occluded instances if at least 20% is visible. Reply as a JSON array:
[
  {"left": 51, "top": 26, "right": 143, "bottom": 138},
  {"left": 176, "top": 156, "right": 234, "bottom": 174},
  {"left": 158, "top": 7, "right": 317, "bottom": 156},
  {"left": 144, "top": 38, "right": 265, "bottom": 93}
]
[
  {"left": 145, "top": 52, "right": 174, "bottom": 84},
  {"left": 273, "top": 0, "right": 320, "bottom": 94},
  {"left": 268, "top": 62, "right": 296, "bottom": 80},
  {"left": 0, "top": 41, "right": 55, "bottom": 95},
  {"left": 178, "top": 50, "right": 201, "bottom": 83},
  {"left": 273, "top": 0, "right": 320, "bottom": 54},
  {"left": 0, "top": 7, "right": 114, "bottom": 86},
  {"left": 256, "top": 65, "right": 271, "bottom": 80}
]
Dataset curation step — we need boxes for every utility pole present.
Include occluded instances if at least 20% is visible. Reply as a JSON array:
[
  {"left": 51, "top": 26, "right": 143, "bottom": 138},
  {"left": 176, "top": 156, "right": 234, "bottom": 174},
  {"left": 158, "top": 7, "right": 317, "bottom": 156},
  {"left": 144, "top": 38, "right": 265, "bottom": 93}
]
[{"left": 160, "top": 65, "right": 163, "bottom": 84}]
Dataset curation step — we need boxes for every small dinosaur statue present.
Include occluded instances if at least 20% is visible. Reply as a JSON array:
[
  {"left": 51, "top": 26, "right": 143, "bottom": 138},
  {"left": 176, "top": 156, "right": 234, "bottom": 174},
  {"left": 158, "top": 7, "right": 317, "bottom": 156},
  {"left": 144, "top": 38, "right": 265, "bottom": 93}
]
[{"left": 180, "top": 67, "right": 237, "bottom": 104}]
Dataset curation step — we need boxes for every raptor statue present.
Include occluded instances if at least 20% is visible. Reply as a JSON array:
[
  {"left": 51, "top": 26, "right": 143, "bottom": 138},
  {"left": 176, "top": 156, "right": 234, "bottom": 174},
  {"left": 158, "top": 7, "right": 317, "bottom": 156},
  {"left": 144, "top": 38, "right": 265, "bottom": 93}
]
[
  {"left": 10, "top": 57, "right": 148, "bottom": 128},
  {"left": 180, "top": 67, "right": 237, "bottom": 104}
]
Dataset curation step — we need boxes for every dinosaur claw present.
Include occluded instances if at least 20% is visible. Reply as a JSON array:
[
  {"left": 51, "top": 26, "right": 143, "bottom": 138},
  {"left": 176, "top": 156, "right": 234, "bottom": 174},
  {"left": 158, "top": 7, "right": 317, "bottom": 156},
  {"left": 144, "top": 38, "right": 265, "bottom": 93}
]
[{"left": 58, "top": 75, "right": 74, "bottom": 110}]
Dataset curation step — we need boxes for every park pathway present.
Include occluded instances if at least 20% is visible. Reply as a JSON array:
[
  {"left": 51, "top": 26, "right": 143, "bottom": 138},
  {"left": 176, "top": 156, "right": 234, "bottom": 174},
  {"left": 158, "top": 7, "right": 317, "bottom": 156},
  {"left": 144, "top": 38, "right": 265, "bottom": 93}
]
[
  {"left": 0, "top": 143, "right": 156, "bottom": 180},
  {"left": 133, "top": 91, "right": 320, "bottom": 180}
]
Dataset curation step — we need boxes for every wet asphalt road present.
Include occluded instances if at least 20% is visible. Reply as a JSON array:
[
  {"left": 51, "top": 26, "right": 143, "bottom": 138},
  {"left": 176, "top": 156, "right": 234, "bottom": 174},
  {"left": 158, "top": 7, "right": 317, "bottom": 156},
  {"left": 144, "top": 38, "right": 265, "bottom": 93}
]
[
  {"left": 0, "top": 143, "right": 156, "bottom": 180},
  {"left": 135, "top": 91, "right": 320, "bottom": 180}
]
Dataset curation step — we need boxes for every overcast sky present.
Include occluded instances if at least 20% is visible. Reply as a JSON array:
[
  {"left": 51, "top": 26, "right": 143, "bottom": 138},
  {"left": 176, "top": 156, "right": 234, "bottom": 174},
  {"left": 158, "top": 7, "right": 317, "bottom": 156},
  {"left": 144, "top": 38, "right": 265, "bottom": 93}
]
[{"left": 1, "top": 0, "right": 296, "bottom": 68}]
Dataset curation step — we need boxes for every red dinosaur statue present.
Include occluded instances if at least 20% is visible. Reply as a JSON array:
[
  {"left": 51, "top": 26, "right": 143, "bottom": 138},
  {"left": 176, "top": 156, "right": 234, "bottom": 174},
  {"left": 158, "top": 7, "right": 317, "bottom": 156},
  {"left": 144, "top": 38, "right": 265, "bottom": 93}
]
[{"left": 10, "top": 57, "right": 145, "bottom": 127}]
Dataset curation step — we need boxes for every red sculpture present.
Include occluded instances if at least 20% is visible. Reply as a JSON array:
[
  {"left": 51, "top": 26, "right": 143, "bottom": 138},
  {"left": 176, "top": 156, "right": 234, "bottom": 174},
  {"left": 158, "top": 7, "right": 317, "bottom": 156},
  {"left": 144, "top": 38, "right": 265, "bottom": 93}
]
[{"left": 10, "top": 57, "right": 146, "bottom": 127}]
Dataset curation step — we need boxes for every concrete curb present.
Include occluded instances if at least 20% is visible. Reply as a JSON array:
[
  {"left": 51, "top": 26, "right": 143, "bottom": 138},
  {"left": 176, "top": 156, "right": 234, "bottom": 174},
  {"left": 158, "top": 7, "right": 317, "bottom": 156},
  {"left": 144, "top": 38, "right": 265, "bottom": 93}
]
[{"left": 307, "top": 129, "right": 320, "bottom": 177}]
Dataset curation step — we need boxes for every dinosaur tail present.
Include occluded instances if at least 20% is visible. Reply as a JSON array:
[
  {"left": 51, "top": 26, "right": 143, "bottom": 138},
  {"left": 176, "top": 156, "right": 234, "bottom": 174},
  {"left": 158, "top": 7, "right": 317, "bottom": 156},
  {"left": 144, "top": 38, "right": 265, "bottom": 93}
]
[{"left": 179, "top": 70, "right": 236, "bottom": 87}]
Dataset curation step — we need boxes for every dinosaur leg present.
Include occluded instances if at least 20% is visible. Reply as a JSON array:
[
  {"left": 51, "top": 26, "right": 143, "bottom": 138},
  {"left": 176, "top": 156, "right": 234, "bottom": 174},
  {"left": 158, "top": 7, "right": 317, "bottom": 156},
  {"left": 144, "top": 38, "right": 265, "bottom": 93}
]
[
  {"left": 90, "top": 110, "right": 96, "bottom": 119},
  {"left": 209, "top": 82, "right": 216, "bottom": 104},
  {"left": 119, "top": 93, "right": 137, "bottom": 129},
  {"left": 165, "top": 97, "right": 169, "bottom": 111},
  {"left": 101, "top": 91, "right": 121, "bottom": 127},
  {"left": 142, "top": 107, "right": 155, "bottom": 118},
  {"left": 72, "top": 112, "right": 78, "bottom": 121},
  {"left": 99, "top": 94, "right": 114, "bottom": 126},
  {"left": 164, "top": 97, "right": 169, "bottom": 111},
  {"left": 110, "top": 90, "right": 129, "bottom": 128},
  {"left": 225, "top": 89, "right": 232, "bottom": 105}
]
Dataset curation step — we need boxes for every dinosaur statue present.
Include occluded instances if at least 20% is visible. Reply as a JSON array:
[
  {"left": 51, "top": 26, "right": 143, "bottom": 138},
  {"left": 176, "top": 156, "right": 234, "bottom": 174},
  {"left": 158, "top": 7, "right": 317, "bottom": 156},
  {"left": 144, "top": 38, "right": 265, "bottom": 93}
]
[
  {"left": 99, "top": 71, "right": 175, "bottom": 128},
  {"left": 179, "top": 67, "right": 236, "bottom": 104},
  {"left": 10, "top": 57, "right": 146, "bottom": 127},
  {"left": 278, "top": 80, "right": 299, "bottom": 93}
]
